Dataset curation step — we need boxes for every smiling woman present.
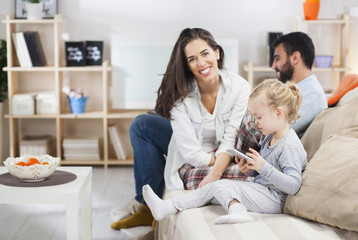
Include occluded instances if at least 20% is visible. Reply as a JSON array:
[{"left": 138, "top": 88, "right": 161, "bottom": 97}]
[{"left": 110, "top": 28, "right": 250, "bottom": 230}]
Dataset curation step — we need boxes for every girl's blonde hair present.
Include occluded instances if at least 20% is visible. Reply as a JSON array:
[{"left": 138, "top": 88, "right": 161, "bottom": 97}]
[{"left": 250, "top": 79, "right": 302, "bottom": 124}]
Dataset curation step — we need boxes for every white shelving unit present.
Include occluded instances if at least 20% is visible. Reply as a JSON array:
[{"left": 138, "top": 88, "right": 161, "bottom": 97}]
[
  {"left": 3, "top": 15, "right": 147, "bottom": 168},
  {"left": 244, "top": 15, "right": 350, "bottom": 92}
]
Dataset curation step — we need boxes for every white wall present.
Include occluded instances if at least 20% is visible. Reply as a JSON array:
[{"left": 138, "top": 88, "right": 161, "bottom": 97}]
[
  {"left": 1, "top": 0, "right": 358, "bottom": 159},
  {"left": 1, "top": 0, "right": 358, "bottom": 71},
  {"left": 57, "top": 0, "right": 358, "bottom": 108},
  {"left": 57, "top": 0, "right": 358, "bottom": 69},
  {"left": 1, "top": 0, "right": 357, "bottom": 96}
]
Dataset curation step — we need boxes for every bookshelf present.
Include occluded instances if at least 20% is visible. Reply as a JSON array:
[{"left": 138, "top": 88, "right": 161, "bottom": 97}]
[
  {"left": 244, "top": 15, "right": 350, "bottom": 92},
  {"left": 2, "top": 14, "right": 147, "bottom": 168}
]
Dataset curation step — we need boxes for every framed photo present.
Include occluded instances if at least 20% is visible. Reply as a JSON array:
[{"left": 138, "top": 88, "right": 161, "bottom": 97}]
[
  {"left": 65, "top": 42, "right": 86, "bottom": 67},
  {"left": 85, "top": 41, "right": 103, "bottom": 66},
  {"left": 15, "top": 0, "right": 58, "bottom": 19}
]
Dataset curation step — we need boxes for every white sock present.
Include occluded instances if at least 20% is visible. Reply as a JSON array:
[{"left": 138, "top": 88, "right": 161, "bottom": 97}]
[
  {"left": 215, "top": 203, "right": 253, "bottom": 224},
  {"left": 142, "top": 184, "right": 177, "bottom": 221}
]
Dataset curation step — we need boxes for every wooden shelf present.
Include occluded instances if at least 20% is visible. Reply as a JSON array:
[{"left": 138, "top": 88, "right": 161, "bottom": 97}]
[
  {"left": 60, "top": 158, "right": 134, "bottom": 166},
  {"left": 107, "top": 110, "right": 149, "bottom": 119},
  {"left": 2, "top": 14, "right": 63, "bottom": 24},
  {"left": 243, "top": 65, "right": 348, "bottom": 73},
  {"left": 60, "top": 111, "right": 105, "bottom": 119},
  {"left": 4, "top": 65, "right": 57, "bottom": 71},
  {"left": 5, "top": 114, "right": 57, "bottom": 119},
  {"left": 295, "top": 16, "right": 349, "bottom": 25},
  {"left": 58, "top": 65, "right": 112, "bottom": 72},
  {"left": 3, "top": 14, "right": 139, "bottom": 168},
  {"left": 60, "top": 160, "right": 106, "bottom": 166},
  {"left": 4, "top": 64, "right": 112, "bottom": 72}
]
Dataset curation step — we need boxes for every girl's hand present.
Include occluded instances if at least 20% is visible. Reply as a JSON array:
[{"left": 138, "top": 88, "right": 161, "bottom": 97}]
[
  {"left": 235, "top": 156, "right": 251, "bottom": 174},
  {"left": 245, "top": 148, "right": 265, "bottom": 171}
]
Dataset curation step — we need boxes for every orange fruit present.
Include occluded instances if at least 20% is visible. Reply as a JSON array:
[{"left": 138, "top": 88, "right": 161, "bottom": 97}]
[
  {"left": 42, "top": 162, "right": 49, "bottom": 165},
  {"left": 16, "top": 161, "right": 27, "bottom": 166},
  {"left": 26, "top": 158, "right": 41, "bottom": 165}
]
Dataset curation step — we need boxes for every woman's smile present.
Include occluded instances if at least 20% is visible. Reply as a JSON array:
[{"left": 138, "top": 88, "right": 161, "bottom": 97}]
[{"left": 199, "top": 67, "right": 211, "bottom": 76}]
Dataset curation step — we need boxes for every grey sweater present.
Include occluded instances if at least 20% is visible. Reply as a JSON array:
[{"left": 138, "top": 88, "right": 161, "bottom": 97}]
[{"left": 248, "top": 128, "right": 307, "bottom": 198}]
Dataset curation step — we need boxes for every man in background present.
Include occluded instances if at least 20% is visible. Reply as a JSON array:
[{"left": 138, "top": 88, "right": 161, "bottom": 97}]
[{"left": 272, "top": 31, "right": 327, "bottom": 137}]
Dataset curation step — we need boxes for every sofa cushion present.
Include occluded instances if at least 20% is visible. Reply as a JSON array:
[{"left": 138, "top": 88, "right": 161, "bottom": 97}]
[
  {"left": 336, "top": 86, "right": 358, "bottom": 107},
  {"left": 284, "top": 135, "right": 358, "bottom": 232},
  {"left": 301, "top": 96, "right": 358, "bottom": 161},
  {"left": 327, "top": 74, "right": 358, "bottom": 106}
]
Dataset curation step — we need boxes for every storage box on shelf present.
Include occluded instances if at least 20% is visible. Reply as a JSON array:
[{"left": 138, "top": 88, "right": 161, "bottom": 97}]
[
  {"left": 2, "top": 14, "right": 147, "bottom": 168},
  {"left": 19, "top": 135, "right": 51, "bottom": 156},
  {"left": 244, "top": 15, "right": 350, "bottom": 92}
]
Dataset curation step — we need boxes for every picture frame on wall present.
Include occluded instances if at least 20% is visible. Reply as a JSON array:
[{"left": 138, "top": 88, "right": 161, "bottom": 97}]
[{"left": 15, "top": 0, "right": 58, "bottom": 19}]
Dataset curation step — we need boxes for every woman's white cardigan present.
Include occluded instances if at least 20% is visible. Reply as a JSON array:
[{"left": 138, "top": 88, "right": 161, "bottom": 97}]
[{"left": 164, "top": 70, "right": 250, "bottom": 190}]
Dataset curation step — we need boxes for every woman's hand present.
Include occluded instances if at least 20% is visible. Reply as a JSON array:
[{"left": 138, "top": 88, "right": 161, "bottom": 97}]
[
  {"left": 199, "top": 152, "right": 231, "bottom": 188},
  {"left": 198, "top": 169, "right": 221, "bottom": 188},
  {"left": 246, "top": 148, "right": 265, "bottom": 171}
]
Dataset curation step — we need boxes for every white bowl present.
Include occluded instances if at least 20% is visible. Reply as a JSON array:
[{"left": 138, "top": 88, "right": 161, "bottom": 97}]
[{"left": 3, "top": 155, "right": 60, "bottom": 182}]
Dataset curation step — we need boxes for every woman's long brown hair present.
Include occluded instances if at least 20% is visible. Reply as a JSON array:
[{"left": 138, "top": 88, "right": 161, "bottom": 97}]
[{"left": 154, "top": 28, "right": 225, "bottom": 119}]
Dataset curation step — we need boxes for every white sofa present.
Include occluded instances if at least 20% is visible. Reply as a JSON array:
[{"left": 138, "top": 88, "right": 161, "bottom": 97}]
[{"left": 157, "top": 92, "right": 358, "bottom": 240}]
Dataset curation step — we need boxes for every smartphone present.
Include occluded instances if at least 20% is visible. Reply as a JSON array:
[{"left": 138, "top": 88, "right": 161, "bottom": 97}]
[{"left": 226, "top": 148, "right": 254, "bottom": 162}]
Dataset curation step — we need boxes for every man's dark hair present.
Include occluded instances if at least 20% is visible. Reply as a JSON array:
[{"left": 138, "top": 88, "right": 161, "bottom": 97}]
[{"left": 272, "top": 32, "right": 315, "bottom": 70}]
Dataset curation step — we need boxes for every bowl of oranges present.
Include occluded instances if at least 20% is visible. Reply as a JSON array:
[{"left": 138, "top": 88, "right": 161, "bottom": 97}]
[{"left": 3, "top": 155, "right": 60, "bottom": 182}]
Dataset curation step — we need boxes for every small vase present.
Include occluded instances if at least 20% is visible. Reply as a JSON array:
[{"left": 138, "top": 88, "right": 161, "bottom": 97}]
[
  {"left": 26, "top": 2, "right": 43, "bottom": 20},
  {"left": 303, "top": 2, "right": 320, "bottom": 20},
  {"left": 69, "top": 97, "right": 88, "bottom": 114}
]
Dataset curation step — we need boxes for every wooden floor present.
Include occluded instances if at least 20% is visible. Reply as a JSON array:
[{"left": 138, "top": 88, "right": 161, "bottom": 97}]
[{"left": 0, "top": 166, "right": 136, "bottom": 240}]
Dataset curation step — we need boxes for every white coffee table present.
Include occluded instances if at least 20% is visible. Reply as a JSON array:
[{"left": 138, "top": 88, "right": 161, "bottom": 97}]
[{"left": 0, "top": 166, "right": 92, "bottom": 240}]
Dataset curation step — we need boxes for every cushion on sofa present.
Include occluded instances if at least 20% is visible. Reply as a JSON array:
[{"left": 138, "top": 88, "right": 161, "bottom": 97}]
[
  {"left": 284, "top": 135, "right": 358, "bottom": 232},
  {"left": 327, "top": 74, "right": 358, "bottom": 106},
  {"left": 336, "top": 86, "right": 358, "bottom": 107},
  {"left": 301, "top": 96, "right": 358, "bottom": 161}
]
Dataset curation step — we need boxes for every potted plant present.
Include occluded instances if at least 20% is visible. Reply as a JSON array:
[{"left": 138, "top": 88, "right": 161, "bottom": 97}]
[
  {"left": 27, "top": 0, "right": 43, "bottom": 20},
  {"left": 68, "top": 88, "right": 88, "bottom": 114},
  {"left": 0, "top": 39, "right": 7, "bottom": 103},
  {"left": 0, "top": 39, "right": 7, "bottom": 163}
]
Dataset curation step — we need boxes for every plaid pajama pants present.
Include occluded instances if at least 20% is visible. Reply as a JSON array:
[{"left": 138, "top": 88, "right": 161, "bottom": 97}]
[
  {"left": 179, "top": 162, "right": 247, "bottom": 190},
  {"left": 179, "top": 111, "right": 264, "bottom": 190}
]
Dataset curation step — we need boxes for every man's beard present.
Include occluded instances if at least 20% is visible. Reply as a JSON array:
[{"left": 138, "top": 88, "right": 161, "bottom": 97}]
[{"left": 277, "top": 60, "right": 294, "bottom": 83}]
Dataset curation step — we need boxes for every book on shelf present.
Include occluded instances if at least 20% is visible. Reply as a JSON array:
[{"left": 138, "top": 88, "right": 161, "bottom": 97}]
[
  {"left": 108, "top": 125, "right": 127, "bottom": 160},
  {"left": 23, "top": 32, "right": 38, "bottom": 66},
  {"left": 11, "top": 31, "right": 47, "bottom": 67},
  {"left": 64, "top": 154, "right": 100, "bottom": 161},
  {"left": 64, "top": 149, "right": 100, "bottom": 154},
  {"left": 62, "top": 137, "right": 100, "bottom": 161},
  {"left": 32, "top": 31, "right": 47, "bottom": 66},
  {"left": 16, "top": 32, "right": 32, "bottom": 67},
  {"left": 62, "top": 143, "right": 99, "bottom": 149},
  {"left": 12, "top": 32, "right": 31, "bottom": 67},
  {"left": 63, "top": 137, "right": 99, "bottom": 148},
  {"left": 63, "top": 137, "right": 99, "bottom": 144},
  {"left": 12, "top": 33, "right": 26, "bottom": 67}
]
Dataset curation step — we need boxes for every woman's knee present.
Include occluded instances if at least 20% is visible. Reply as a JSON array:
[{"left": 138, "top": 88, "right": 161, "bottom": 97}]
[{"left": 129, "top": 114, "right": 151, "bottom": 139}]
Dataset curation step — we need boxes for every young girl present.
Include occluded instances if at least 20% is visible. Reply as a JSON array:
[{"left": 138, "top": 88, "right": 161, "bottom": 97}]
[{"left": 142, "top": 78, "right": 307, "bottom": 224}]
